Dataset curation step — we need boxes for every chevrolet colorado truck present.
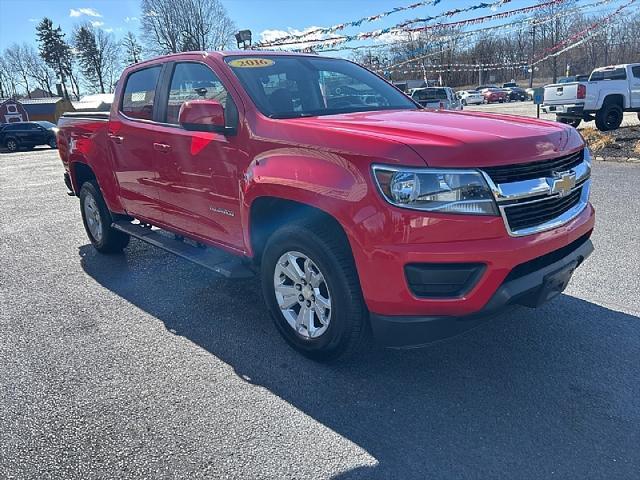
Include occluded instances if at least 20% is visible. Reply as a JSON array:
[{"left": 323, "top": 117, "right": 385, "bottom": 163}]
[
  {"left": 57, "top": 51, "right": 595, "bottom": 360},
  {"left": 542, "top": 63, "right": 640, "bottom": 130}
]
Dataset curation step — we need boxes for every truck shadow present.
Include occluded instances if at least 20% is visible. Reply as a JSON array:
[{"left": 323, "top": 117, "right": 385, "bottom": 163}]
[{"left": 79, "top": 241, "right": 640, "bottom": 479}]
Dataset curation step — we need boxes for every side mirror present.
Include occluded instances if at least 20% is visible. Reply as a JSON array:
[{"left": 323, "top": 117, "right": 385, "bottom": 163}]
[{"left": 178, "top": 99, "right": 228, "bottom": 134}]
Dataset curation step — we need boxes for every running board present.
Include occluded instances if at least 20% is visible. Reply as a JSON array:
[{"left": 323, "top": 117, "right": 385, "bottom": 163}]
[{"left": 111, "top": 221, "right": 254, "bottom": 279}]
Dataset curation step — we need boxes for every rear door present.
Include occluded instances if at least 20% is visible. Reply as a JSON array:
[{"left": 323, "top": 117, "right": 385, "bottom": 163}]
[
  {"left": 631, "top": 65, "right": 640, "bottom": 108},
  {"left": 109, "top": 64, "right": 165, "bottom": 223},
  {"left": 151, "top": 59, "right": 245, "bottom": 249}
]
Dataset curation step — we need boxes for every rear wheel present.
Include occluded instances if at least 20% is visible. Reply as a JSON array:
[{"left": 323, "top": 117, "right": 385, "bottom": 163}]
[
  {"left": 5, "top": 138, "right": 18, "bottom": 152},
  {"left": 261, "top": 221, "right": 367, "bottom": 361},
  {"left": 48, "top": 137, "right": 57, "bottom": 149},
  {"left": 557, "top": 116, "right": 582, "bottom": 128},
  {"left": 79, "top": 181, "right": 130, "bottom": 253},
  {"left": 595, "top": 102, "right": 623, "bottom": 131}
]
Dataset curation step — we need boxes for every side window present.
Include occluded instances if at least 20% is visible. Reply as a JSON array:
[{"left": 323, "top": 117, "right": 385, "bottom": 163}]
[
  {"left": 632, "top": 66, "right": 640, "bottom": 79},
  {"left": 166, "top": 62, "right": 237, "bottom": 128},
  {"left": 120, "top": 66, "right": 161, "bottom": 121}
]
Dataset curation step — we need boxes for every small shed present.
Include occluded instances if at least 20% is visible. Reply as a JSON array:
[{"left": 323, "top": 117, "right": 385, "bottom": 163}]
[
  {"left": 0, "top": 99, "right": 29, "bottom": 123},
  {"left": 20, "top": 97, "right": 75, "bottom": 124},
  {"left": 72, "top": 93, "right": 114, "bottom": 112}
]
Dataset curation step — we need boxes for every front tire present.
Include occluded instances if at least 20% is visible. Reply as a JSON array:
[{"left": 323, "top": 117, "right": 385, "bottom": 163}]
[
  {"left": 5, "top": 138, "right": 18, "bottom": 152},
  {"left": 48, "top": 138, "right": 57, "bottom": 149},
  {"left": 79, "top": 181, "right": 130, "bottom": 253},
  {"left": 595, "top": 102, "right": 623, "bottom": 131},
  {"left": 261, "top": 221, "right": 366, "bottom": 361}
]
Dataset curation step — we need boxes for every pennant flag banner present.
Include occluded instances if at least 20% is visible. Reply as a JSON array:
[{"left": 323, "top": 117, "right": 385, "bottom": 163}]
[
  {"left": 254, "top": 0, "right": 445, "bottom": 48},
  {"left": 531, "top": 0, "right": 637, "bottom": 65},
  {"left": 317, "top": 0, "right": 615, "bottom": 53},
  {"left": 279, "top": 0, "right": 570, "bottom": 51},
  {"left": 395, "top": 0, "right": 512, "bottom": 28}
]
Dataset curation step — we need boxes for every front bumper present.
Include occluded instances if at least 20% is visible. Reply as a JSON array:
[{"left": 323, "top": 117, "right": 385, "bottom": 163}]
[
  {"left": 542, "top": 103, "right": 584, "bottom": 116},
  {"left": 370, "top": 234, "right": 593, "bottom": 348}
]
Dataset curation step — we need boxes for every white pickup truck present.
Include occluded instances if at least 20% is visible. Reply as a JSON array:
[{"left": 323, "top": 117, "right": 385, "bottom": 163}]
[{"left": 542, "top": 63, "right": 640, "bottom": 130}]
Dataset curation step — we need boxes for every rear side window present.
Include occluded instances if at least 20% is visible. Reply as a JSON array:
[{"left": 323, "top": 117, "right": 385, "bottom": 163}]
[
  {"left": 589, "top": 68, "right": 627, "bottom": 81},
  {"left": 121, "top": 66, "right": 161, "bottom": 120},
  {"left": 632, "top": 66, "right": 640, "bottom": 79},
  {"left": 166, "top": 62, "right": 236, "bottom": 127}
]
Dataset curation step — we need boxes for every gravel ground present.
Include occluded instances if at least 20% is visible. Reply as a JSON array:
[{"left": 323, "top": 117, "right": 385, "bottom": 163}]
[
  {"left": 467, "top": 102, "right": 640, "bottom": 161},
  {"left": 1, "top": 149, "right": 639, "bottom": 479}
]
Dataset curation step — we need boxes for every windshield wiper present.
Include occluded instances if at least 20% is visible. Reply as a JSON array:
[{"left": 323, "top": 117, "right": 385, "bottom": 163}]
[{"left": 267, "top": 112, "right": 316, "bottom": 119}]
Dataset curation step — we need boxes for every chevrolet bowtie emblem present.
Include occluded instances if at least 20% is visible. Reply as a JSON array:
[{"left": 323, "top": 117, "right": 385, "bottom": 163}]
[{"left": 548, "top": 171, "right": 576, "bottom": 197}]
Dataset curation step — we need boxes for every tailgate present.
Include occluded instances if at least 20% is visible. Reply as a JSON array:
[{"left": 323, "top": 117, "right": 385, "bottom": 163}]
[{"left": 543, "top": 82, "right": 582, "bottom": 105}]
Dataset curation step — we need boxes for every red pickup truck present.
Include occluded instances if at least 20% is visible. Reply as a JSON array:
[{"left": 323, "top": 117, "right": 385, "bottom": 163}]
[{"left": 57, "top": 51, "right": 595, "bottom": 361}]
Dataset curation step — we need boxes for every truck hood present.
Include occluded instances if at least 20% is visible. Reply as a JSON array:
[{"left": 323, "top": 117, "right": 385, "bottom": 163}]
[{"left": 293, "top": 109, "right": 583, "bottom": 167}]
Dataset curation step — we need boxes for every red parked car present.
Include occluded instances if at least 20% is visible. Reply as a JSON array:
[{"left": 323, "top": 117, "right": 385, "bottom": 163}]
[
  {"left": 57, "top": 51, "right": 594, "bottom": 361},
  {"left": 480, "top": 87, "right": 509, "bottom": 103}
]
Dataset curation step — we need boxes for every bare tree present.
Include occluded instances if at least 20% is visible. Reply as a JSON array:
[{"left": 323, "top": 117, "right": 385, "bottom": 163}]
[
  {"left": 24, "top": 45, "right": 56, "bottom": 96},
  {"left": 0, "top": 53, "right": 19, "bottom": 98},
  {"left": 140, "top": 0, "right": 235, "bottom": 54},
  {"left": 122, "top": 31, "right": 143, "bottom": 64},
  {"left": 5, "top": 44, "right": 34, "bottom": 98}
]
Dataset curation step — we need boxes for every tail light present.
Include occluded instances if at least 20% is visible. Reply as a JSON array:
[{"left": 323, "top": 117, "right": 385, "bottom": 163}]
[{"left": 577, "top": 84, "right": 586, "bottom": 99}]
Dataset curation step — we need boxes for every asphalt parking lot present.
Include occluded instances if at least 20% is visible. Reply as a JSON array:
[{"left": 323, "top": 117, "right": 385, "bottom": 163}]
[
  {"left": 1, "top": 148, "right": 639, "bottom": 479},
  {"left": 466, "top": 100, "right": 640, "bottom": 129}
]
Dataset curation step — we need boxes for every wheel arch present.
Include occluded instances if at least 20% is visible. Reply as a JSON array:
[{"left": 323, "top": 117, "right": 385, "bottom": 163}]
[
  {"left": 248, "top": 196, "right": 353, "bottom": 266},
  {"left": 600, "top": 93, "right": 625, "bottom": 109},
  {"left": 70, "top": 161, "right": 97, "bottom": 194}
]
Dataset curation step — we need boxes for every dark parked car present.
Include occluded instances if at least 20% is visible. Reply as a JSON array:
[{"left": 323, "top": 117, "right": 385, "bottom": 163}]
[
  {"left": 0, "top": 121, "right": 58, "bottom": 152},
  {"left": 506, "top": 86, "right": 528, "bottom": 101}
]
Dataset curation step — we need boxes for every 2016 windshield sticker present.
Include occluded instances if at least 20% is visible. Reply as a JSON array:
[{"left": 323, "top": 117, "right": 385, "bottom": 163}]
[{"left": 229, "top": 58, "right": 274, "bottom": 68}]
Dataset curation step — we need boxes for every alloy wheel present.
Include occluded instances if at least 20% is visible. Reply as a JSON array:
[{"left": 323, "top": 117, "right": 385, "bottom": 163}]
[
  {"left": 273, "top": 251, "right": 332, "bottom": 339},
  {"left": 83, "top": 193, "right": 103, "bottom": 242}
]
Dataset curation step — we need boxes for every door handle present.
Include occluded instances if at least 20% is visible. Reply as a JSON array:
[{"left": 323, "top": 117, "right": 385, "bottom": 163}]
[
  {"left": 108, "top": 133, "right": 124, "bottom": 144},
  {"left": 153, "top": 142, "right": 172, "bottom": 153}
]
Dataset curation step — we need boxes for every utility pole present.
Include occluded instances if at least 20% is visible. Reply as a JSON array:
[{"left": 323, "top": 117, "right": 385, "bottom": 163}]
[{"left": 528, "top": 24, "right": 536, "bottom": 89}]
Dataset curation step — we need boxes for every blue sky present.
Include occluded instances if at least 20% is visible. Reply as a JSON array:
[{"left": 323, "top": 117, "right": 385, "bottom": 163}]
[
  {"left": 0, "top": 0, "right": 536, "bottom": 51},
  {"left": 0, "top": 0, "right": 624, "bottom": 56}
]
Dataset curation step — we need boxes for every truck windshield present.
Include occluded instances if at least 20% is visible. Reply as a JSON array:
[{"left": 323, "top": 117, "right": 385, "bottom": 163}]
[{"left": 225, "top": 55, "right": 417, "bottom": 118}]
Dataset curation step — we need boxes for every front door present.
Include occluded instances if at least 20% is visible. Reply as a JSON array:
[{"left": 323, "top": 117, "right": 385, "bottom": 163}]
[
  {"left": 109, "top": 65, "right": 165, "bottom": 223},
  {"left": 152, "top": 60, "right": 245, "bottom": 249}
]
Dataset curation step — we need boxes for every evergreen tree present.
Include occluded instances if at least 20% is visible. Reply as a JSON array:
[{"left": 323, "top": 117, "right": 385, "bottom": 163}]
[
  {"left": 74, "top": 25, "right": 119, "bottom": 94},
  {"left": 36, "top": 18, "right": 71, "bottom": 100}
]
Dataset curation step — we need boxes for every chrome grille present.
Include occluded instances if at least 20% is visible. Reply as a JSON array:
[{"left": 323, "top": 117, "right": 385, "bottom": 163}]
[
  {"left": 503, "top": 186, "right": 583, "bottom": 231},
  {"left": 481, "top": 150, "right": 592, "bottom": 237},
  {"left": 483, "top": 150, "right": 583, "bottom": 184}
]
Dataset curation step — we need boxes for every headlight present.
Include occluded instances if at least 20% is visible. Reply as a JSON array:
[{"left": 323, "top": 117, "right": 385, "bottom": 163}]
[{"left": 372, "top": 165, "right": 498, "bottom": 215}]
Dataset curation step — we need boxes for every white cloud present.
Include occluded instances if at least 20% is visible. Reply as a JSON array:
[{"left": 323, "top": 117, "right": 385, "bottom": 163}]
[
  {"left": 103, "top": 28, "right": 114, "bottom": 33},
  {"left": 70, "top": 7, "right": 102, "bottom": 18},
  {"left": 28, "top": 18, "right": 38, "bottom": 22},
  {"left": 91, "top": 20, "right": 104, "bottom": 27},
  {"left": 124, "top": 16, "right": 139, "bottom": 23}
]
